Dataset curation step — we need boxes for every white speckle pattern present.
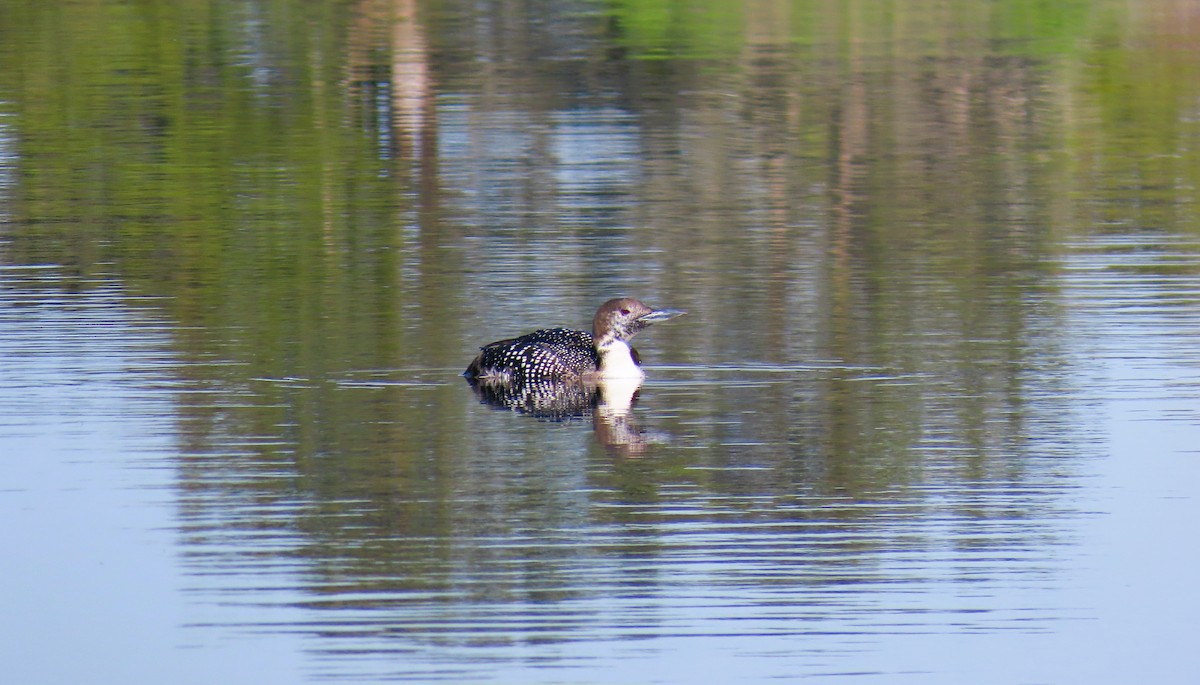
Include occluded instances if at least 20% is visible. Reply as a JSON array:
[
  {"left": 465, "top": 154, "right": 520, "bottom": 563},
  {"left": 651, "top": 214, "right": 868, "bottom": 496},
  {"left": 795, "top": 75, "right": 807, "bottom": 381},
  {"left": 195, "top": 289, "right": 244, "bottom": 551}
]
[{"left": 465, "top": 328, "right": 600, "bottom": 385}]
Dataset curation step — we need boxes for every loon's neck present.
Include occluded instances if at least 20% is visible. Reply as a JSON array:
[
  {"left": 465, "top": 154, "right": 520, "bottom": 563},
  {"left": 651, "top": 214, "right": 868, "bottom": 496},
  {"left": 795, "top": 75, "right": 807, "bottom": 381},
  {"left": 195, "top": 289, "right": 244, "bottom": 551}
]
[{"left": 595, "top": 338, "right": 644, "bottom": 379}]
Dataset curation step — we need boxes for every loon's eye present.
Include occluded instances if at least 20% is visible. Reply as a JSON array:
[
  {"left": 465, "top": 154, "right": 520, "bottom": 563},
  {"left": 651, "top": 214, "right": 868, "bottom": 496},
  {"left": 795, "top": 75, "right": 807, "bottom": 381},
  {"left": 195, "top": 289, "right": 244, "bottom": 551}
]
[{"left": 620, "top": 308, "right": 630, "bottom": 315}]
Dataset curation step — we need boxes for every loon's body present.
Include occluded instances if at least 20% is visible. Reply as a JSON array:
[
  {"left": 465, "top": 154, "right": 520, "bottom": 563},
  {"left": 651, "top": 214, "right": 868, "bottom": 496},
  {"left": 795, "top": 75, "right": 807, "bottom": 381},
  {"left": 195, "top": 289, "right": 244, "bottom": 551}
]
[{"left": 465, "top": 298, "right": 684, "bottom": 385}]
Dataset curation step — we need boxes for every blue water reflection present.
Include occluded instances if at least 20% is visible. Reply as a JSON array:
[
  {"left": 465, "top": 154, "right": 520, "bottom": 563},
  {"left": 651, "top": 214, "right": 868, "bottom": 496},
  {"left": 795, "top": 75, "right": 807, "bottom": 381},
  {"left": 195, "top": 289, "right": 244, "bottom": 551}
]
[
  {"left": 0, "top": 271, "right": 301, "bottom": 685},
  {"left": 4, "top": 1, "right": 1200, "bottom": 683}
]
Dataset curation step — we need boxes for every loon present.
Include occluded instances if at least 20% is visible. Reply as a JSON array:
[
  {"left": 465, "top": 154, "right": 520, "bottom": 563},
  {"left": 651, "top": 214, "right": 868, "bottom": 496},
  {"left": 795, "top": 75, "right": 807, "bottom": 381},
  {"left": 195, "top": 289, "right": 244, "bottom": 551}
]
[{"left": 464, "top": 297, "right": 685, "bottom": 385}]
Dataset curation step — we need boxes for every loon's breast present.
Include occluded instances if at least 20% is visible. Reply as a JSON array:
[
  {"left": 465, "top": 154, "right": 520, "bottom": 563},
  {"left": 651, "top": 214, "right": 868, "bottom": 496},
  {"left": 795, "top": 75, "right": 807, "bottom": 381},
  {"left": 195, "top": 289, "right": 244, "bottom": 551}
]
[{"left": 465, "top": 328, "right": 599, "bottom": 385}]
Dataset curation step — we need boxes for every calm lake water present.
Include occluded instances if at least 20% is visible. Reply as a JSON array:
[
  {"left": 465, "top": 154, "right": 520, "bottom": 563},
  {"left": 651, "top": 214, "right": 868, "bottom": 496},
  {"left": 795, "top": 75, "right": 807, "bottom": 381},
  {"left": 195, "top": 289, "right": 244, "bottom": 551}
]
[{"left": 3, "top": 1, "right": 1200, "bottom": 683}]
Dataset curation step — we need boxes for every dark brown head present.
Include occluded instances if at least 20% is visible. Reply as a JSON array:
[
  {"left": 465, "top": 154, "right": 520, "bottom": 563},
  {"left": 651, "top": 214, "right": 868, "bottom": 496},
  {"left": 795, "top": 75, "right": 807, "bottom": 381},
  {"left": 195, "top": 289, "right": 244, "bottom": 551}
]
[{"left": 591, "top": 297, "right": 685, "bottom": 345}]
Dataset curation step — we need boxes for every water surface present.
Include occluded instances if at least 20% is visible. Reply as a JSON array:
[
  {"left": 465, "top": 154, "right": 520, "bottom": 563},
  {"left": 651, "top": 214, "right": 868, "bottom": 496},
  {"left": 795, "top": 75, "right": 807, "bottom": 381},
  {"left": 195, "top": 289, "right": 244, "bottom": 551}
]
[{"left": 2, "top": 1, "right": 1199, "bottom": 683}]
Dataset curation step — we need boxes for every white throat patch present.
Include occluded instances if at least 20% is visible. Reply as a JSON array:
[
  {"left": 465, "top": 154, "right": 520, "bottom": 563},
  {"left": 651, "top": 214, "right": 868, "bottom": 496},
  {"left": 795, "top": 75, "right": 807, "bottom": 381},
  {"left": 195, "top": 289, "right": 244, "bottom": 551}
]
[{"left": 597, "top": 340, "right": 644, "bottom": 379}]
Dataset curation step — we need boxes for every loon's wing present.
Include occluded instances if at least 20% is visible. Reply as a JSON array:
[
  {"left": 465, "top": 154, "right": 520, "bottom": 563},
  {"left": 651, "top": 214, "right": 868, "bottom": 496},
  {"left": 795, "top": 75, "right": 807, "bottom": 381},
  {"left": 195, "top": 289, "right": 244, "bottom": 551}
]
[{"left": 465, "top": 328, "right": 596, "bottom": 383}]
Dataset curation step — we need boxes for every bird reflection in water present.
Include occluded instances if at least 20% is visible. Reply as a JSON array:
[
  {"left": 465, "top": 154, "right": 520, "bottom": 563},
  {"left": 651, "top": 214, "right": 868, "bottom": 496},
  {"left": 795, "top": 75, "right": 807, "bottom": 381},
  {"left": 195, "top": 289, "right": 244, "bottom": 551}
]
[{"left": 465, "top": 375, "right": 659, "bottom": 456}]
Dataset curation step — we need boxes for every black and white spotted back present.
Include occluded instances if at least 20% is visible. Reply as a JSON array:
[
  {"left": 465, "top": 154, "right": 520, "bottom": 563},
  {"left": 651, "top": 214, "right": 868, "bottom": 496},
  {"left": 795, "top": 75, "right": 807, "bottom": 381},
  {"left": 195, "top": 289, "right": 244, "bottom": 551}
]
[{"left": 465, "top": 328, "right": 599, "bottom": 385}]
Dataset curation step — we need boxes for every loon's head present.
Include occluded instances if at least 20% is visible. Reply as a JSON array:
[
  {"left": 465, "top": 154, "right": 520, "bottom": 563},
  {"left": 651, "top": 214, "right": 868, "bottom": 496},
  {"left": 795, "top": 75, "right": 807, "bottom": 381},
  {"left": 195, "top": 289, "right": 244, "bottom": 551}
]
[
  {"left": 592, "top": 297, "right": 686, "bottom": 346},
  {"left": 586, "top": 298, "right": 685, "bottom": 380}
]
